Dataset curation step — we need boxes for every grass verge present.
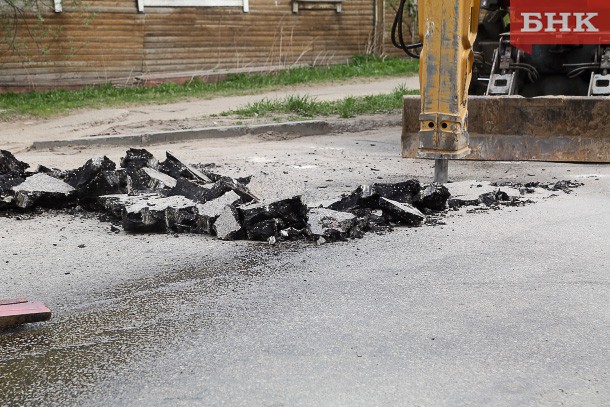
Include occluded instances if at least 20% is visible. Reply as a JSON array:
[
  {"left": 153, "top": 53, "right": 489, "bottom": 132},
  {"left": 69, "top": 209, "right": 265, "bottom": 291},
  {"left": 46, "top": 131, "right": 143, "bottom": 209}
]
[
  {"left": 222, "top": 85, "right": 419, "bottom": 119},
  {"left": 0, "top": 55, "right": 418, "bottom": 117}
]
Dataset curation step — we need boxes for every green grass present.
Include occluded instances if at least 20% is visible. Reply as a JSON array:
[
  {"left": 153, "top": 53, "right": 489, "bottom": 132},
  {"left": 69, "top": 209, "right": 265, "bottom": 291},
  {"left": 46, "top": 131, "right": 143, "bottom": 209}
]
[
  {"left": 223, "top": 85, "right": 419, "bottom": 119},
  {"left": 0, "top": 55, "right": 419, "bottom": 117}
]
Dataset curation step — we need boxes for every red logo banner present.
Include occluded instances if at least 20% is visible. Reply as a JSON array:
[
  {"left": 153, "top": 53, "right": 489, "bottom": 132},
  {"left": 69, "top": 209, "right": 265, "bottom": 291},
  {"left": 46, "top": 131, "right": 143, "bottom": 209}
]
[{"left": 510, "top": 0, "right": 610, "bottom": 50}]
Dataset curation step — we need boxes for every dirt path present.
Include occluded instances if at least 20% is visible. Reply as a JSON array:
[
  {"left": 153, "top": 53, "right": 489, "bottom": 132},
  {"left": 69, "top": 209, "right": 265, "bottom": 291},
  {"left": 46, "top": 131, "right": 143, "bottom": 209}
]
[{"left": 0, "top": 76, "right": 419, "bottom": 152}]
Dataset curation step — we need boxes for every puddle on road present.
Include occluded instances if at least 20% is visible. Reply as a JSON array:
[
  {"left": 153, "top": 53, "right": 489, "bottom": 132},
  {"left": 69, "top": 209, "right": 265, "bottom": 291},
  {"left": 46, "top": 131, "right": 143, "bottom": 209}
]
[{"left": 0, "top": 247, "right": 280, "bottom": 406}]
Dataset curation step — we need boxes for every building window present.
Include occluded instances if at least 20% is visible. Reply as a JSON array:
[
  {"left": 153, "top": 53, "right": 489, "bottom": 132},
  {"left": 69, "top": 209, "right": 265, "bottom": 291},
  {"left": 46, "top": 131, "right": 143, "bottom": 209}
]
[
  {"left": 137, "top": 0, "right": 249, "bottom": 13},
  {"left": 292, "top": 0, "right": 342, "bottom": 13}
]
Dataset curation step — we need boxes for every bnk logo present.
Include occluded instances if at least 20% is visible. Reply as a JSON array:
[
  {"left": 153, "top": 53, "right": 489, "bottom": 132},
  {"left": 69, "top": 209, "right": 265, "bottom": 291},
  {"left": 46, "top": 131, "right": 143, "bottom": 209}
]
[
  {"left": 510, "top": 0, "right": 610, "bottom": 49},
  {"left": 521, "top": 12, "right": 598, "bottom": 33}
]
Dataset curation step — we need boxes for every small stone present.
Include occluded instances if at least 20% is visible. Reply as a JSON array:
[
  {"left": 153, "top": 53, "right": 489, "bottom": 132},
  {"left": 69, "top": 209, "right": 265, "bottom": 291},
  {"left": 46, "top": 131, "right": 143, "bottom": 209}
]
[
  {"left": 279, "top": 227, "right": 304, "bottom": 240},
  {"left": 267, "top": 236, "right": 277, "bottom": 245},
  {"left": 316, "top": 236, "right": 327, "bottom": 245}
]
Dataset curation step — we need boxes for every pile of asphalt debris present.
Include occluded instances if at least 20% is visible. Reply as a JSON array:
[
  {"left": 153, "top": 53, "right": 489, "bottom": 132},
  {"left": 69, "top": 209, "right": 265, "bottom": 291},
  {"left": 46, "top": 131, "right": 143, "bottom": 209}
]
[{"left": 0, "top": 149, "right": 582, "bottom": 244}]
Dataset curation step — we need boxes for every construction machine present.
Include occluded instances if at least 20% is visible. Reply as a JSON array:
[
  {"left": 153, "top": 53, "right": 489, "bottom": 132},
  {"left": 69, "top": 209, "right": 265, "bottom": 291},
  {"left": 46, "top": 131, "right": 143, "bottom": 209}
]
[{"left": 393, "top": 0, "right": 610, "bottom": 182}]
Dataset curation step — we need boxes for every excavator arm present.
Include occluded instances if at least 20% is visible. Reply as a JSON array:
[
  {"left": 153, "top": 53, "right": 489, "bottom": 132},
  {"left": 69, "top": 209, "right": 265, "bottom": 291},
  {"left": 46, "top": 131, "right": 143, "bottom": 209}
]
[
  {"left": 417, "top": 0, "right": 480, "bottom": 182},
  {"left": 401, "top": 0, "right": 610, "bottom": 182}
]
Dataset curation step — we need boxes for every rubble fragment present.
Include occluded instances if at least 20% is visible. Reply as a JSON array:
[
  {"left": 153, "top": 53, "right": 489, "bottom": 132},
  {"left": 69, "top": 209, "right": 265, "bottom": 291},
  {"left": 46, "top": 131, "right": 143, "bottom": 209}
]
[
  {"left": 122, "top": 195, "right": 199, "bottom": 233},
  {"left": 328, "top": 180, "right": 421, "bottom": 213},
  {"left": 120, "top": 148, "right": 159, "bottom": 170},
  {"left": 170, "top": 176, "right": 256, "bottom": 204},
  {"left": 138, "top": 167, "right": 178, "bottom": 191},
  {"left": 65, "top": 156, "right": 116, "bottom": 189},
  {"left": 170, "top": 177, "right": 216, "bottom": 203},
  {"left": 549, "top": 180, "right": 583, "bottom": 193},
  {"left": 307, "top": 208, "right": 357, "bottom": 240},
  {"left": 36, "top": 165, "right": 67, "bottom": 179},
  {"left": 247, "top": 218, "right": 286, "bottom": 241},
  {"left": 77, "top": 170, "right": 130, "bottom": 205},
  {"left": 328, "top": 184, "right": 378, "bottom": 212},
  {"left": 213, "top": 205, "right": 244, "bottom": 240},
  {"left": 158, "top": 151, "right": 212, "bottom": 183},
  {"left": 195, "top": 190, "right": 241, "bottom": 234},
  {"left": 378, "top": 197, "right": 425, "bottom": 226},
  {"left": 239, "top": 196, "right": 307, "bottom": 235},
  {"left": 0, "top": 150, "right": 29, "bottom": 177},
  {"left": 12, "top": 173, "right": 76, "bottom": 209},
  {"left": 478, "top": 190, "right": 510, "bottom": 206},
  {"left": 280, "top": 227, "right": 305, "bottom": 240},
  {"left": 372, "top": 180, "right": 421, "bottom": 203},
  {"left": 447, "top": 197, "right": 480, "bottom": 209},
  {"left": 414, "top": 183, "right": 450, "bottom": 211}
]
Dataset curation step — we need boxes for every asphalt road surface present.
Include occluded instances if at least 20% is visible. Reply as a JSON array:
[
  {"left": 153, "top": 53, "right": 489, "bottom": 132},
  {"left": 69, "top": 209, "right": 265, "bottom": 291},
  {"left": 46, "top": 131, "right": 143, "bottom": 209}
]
[{"left": 1, "top": 128, "right": 609, "bottom": 406}]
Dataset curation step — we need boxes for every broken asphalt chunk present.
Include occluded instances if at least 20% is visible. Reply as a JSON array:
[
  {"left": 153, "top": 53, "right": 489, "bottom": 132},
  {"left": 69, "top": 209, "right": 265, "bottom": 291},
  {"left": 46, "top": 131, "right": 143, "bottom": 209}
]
[
  {"left": 328, "top": 180, "right": 421, "bottom": 212},
  {"left": 77, "top": 170, "right": 130, "bottom": 204},
  {"left": 120, "top": 148, "right": 159, "bottom": 170},
  {"left": 170, "top": 176, "right": 256, "bottom": 204},
  {"left": 478, "top": 189, "right": 510, "bottom": 206},
  {"left": 307, "top": 208, "right": 357, "bottom": 240},
  {"left": 247, "top": 218, "right": 286, "bottom": 241},
  {"left": 158, "top": 151, "right": 212, "bottom": 183},
  {"left": 213, "top": 205, "right": 244, "bottom": 240},
  {"left": 195, "top": 190, "right": 241, "bottom": 234},
  {"left": 65, "top": 156, "right": 116, "bottom": 190},
  {"left": 372, "top": 180, "right": 421, "bottom": 203},
  {"left": 414, "top": 183, "right": 450, "bottom": 211},
  {"left": 12, "top": 173, "right": 76, "bottom": 209},
  {"left": 216, "top": 177, "right": 259, "bottom": 203},
  {"left": 122, "top": 195, "right": 199, "bottom": 233},
  {"left": 379, "top": 197, "right": 425, "bottom": 226},
  {"left": 139, "top": 167, "right": 177, "bottom": 191},
  {"left": 0, "top": 150, "right": 29, "bottom": 177},
  {"left": 239, "top": 196, "right": 308, "bottom": 232},
  {"left": 328, "top": 184, "right": 377, "bottom": 212}
]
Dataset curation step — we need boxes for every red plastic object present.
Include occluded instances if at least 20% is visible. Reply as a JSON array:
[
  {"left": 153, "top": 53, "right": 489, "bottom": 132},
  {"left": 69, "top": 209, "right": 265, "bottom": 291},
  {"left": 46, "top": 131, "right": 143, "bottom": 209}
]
[{"left": 0, "top": 298, "right": 52, "bottom": 328}]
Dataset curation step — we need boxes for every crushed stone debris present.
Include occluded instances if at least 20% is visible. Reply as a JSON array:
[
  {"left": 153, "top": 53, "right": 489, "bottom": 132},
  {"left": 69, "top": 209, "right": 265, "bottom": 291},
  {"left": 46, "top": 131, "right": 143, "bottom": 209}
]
[{"left": 0, "top": 149, "right": 583, "bottom": 244}]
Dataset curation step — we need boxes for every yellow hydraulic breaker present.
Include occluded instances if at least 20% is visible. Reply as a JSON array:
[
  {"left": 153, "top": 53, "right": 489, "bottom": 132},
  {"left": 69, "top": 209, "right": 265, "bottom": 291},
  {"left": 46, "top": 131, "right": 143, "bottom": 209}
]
[{"left": 416, "top": 0, "right": 480, "bottom": 182}]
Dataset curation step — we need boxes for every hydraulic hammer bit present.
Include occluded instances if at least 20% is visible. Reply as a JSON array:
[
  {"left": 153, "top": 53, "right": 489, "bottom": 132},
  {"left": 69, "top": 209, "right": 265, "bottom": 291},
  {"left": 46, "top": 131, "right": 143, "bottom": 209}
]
[{"left": 417, "top": 0, "right": 480, "bottom": 182}]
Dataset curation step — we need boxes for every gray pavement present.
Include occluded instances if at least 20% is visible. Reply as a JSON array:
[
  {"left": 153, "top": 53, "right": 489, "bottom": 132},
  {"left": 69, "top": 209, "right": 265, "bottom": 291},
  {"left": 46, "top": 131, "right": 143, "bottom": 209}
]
[{"left": 0, "top": 127, "right": 609, "bottom": 406}]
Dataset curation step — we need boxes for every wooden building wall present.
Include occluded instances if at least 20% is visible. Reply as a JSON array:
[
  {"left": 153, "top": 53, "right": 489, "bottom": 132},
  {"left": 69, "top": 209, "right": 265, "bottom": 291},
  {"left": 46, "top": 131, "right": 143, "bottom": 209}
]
[{"left": 0, "top": 0, "right": 387, "bottom": 90}]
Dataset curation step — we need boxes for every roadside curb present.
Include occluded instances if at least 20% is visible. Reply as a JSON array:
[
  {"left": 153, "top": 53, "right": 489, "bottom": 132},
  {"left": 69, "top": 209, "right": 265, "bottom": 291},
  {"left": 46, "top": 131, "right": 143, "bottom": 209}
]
[{"left": 30, "top": 116, "right": 402, "bottom": 150}]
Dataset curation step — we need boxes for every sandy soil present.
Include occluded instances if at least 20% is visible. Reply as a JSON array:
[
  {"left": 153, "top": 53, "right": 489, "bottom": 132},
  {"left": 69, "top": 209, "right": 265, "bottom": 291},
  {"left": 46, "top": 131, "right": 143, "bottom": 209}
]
[{"left": 0, "top": 76, "right": 419, "bottom": 152}]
